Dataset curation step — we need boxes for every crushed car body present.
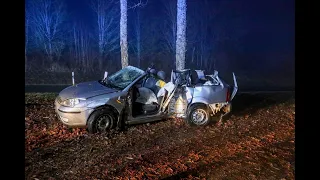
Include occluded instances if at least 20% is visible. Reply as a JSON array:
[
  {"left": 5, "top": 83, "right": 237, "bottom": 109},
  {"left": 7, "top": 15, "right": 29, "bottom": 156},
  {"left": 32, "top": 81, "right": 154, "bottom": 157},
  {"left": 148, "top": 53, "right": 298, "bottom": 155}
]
[{"left": 54, "top": 65, "right": 238, "bottom": 133}]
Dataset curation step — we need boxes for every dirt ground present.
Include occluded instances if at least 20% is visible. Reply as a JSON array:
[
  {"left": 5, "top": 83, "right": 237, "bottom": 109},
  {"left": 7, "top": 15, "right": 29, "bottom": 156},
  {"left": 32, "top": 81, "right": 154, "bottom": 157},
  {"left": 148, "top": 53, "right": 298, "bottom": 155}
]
[{"left": 25, "top": 92, "right": 295, "bottom": 180}]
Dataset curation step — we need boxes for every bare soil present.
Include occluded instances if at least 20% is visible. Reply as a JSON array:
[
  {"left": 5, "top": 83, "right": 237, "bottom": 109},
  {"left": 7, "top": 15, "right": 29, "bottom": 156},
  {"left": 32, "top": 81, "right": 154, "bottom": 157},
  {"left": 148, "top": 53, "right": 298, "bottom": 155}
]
[{"left": 25, "top": 92, "right": 295, "bottom": 180}]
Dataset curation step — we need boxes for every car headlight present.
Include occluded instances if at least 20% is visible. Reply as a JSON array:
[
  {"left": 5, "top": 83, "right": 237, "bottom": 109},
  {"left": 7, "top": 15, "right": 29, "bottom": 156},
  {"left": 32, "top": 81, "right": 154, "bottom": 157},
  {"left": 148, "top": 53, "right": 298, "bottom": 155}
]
[{"left": 60, "top": 98, "right": 85, "bottom": 107}]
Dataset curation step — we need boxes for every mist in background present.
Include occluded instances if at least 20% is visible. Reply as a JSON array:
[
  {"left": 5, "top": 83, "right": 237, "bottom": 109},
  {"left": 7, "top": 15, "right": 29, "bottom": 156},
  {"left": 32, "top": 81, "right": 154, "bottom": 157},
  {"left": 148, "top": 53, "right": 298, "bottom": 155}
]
[{"left": 25, "top": 0, "right": 294, "bottom": 89}]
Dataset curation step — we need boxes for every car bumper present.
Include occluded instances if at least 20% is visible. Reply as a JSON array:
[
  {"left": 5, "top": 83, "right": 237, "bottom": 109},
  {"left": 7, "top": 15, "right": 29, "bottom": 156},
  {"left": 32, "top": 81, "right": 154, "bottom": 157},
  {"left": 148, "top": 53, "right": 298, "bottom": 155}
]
[{"left": 54, "top": 100, "right": 94, "bottom": 128}]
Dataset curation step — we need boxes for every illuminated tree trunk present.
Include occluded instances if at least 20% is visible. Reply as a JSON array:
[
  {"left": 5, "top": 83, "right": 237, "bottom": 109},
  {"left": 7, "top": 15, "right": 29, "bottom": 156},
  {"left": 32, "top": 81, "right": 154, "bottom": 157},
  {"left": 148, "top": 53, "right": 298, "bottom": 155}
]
[
  {"left": 120, "top": 0, "right": 128, "bottom": 68},
  {"left": 175, "top": 0, "right": 187, "bottom": 70}
]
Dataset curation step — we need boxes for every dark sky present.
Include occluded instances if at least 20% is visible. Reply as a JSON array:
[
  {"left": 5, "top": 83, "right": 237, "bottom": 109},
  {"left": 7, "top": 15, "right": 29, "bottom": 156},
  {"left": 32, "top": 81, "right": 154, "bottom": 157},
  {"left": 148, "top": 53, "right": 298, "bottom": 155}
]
[{"left": 65, "top": 0, "right": 94, "bottom": 25}]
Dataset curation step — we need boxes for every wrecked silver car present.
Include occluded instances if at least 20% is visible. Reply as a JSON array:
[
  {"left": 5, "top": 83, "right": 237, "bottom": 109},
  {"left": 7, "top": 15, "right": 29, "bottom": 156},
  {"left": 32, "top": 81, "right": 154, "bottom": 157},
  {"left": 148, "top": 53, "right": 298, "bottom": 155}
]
[{"left": 54, "top": 66, "right": 238, "bottom": 133}]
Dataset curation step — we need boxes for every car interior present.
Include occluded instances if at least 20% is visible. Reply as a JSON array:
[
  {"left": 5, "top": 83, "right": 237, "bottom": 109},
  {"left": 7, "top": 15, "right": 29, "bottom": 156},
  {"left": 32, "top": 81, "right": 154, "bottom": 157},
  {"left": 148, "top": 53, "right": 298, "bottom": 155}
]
[
  {"left": 190, "top": 70, "right": 221, "bottom": 86},
  {"left": 130, "top": 69, "right": 219, "bottom": 117},
  {"left": 131, "top": 70, "right": 169, "bottom": 117},
  {"left": 190, "top": 70, "right": 209, "bottom": 86}
]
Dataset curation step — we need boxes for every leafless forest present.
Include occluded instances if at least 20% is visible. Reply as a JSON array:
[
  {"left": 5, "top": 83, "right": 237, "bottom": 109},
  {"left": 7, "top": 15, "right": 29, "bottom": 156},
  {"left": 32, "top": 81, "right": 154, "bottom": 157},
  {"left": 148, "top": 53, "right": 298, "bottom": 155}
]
[{"left": 25, "top": 0, "right": 294, "bottom": 88}]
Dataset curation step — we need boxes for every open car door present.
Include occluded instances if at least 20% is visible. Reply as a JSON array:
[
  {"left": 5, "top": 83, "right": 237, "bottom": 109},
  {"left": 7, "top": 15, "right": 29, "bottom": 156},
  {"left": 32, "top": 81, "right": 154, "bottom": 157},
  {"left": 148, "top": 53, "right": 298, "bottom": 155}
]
[{"left": 230, "top": 72, "right": 238, "bottom": 100}]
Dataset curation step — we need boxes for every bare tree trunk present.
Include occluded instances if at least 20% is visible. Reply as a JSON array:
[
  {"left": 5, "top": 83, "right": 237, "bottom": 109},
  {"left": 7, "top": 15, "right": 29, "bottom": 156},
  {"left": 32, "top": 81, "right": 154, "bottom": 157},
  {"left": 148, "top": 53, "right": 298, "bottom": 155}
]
[
  {"left": 200, "top": 42, "right": 203, "bottom": 69},
  {"left": 73, "top": 26, "right": 79, "bottom": 66},
  {"left": 98, "top": 48, "right": 103, "bottom": 69},
  {"left": 175, "top": 0, "right": 187, "bottom": 70},
  {"left": 120, "top": 0, "right": 128, "bottom": 68},
  {"left": 72, "top": 22, "right": 91, "bottom": 71},
  {"left": 196, "top": 51, "right": 199, "bottom": 67},
  {"left": 98, "top": 22, "right": 104, "bottom": 70},
  {"left": 93, "top": 0, "right": 106, "bottom": 70},
  {"left": 137, "top": 43, "right": 141, "bottom": 67},
  {"left": 48, "top": 40, "right": 53, "bottom": 62},
  {"left": 136, "top": 10, "right": 141, "bottom": 67},
  {"left": 83, "top": 30, "right": 89, "bottom": 71},
  {"left": 200, "top": 54, "right": 203, "bottom": 69},
  {"left": 80, "top": 29, "right": 85, "bottom": 68},
  {"left": 191, "top": 46, "right": 195, "bottom": 63}
]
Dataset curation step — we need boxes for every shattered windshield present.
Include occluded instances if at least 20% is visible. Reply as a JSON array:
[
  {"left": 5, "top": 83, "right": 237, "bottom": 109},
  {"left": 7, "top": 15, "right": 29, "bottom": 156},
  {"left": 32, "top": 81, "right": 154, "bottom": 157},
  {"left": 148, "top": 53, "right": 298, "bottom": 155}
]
[{"left": 101, "top": 66, "right": 144, "bottom": 90}]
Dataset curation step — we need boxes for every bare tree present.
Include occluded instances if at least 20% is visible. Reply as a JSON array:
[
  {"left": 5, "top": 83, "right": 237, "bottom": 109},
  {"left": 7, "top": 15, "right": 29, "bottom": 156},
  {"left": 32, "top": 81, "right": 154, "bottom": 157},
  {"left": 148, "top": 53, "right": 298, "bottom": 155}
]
[
  {"left": 120, "top": 0, "right": 128, "bottom": 68},
  {"left": 72, "top": 24, "right": 80, "bottom": 67},
  {"left": 71, "top": 22, "right": 91, "bottom": 71},
  {"left": 28, "top": 0, "right": 66, "bottom": 64},
  {"left": 198, "top": 0, "right": 218, "bottom": 70},
  {"left": 175, "top": 0, "right": 187, "bottom": 70},
  {"left": 120, "top": 0, "right": 148, "bottom": 68},
  {"left": 131, "top": 9, "right": 142, "bottom": 67},
  {"left": 91, "top": 0, "right": 119, "bottom": 70},
  {"left": 161, "top": 0, "right": 176, "bottom": 57},
  {"left": 130, "top": 5, "right": 148, "bottom": 68}
]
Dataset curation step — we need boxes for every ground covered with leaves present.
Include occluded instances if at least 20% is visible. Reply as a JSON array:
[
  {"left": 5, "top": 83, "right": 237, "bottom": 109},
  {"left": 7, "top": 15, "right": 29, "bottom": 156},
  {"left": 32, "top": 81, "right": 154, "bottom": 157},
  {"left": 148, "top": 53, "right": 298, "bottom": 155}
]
[{"left": 25, "top": 92, "right": 295, "bottom": 180}]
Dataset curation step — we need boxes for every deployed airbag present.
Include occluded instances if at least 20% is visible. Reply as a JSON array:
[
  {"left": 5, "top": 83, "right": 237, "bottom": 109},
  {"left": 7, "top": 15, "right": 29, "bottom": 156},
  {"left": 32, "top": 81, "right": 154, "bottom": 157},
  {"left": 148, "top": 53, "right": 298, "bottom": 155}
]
[{"left": 135, "top": 87, "right": 158, "bottom": 104}]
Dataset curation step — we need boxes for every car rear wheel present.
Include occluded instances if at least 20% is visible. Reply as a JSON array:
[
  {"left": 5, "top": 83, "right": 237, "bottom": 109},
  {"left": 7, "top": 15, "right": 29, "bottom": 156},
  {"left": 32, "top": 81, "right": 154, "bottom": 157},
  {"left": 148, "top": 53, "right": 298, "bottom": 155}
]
[
  {"left": 187, "top": 104, "right": 210, "bottom": 126},
  {"left": 87, "top": 107, "right": 117, "bottom": 133}
]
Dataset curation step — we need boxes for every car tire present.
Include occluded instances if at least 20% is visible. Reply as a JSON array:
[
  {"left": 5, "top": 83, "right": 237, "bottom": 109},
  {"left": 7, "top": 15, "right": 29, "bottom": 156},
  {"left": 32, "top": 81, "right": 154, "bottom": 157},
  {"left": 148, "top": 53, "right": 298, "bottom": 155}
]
[
  {"left": 87, "top": 107, "right": 117, "bottom": 133},
  {"left": 187, "top": 104, "right": 210, "bottom": 126}
]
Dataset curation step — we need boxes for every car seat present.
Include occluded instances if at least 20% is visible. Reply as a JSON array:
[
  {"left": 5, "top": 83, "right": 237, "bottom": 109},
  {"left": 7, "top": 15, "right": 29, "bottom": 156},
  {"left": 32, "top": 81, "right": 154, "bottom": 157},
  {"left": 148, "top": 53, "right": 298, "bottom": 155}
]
[
  {"left": 190, "top": 70, "right": 207, "bottom": 86},
  {"left": 139, "top": 70, "right": 168, "bottom": 114}
]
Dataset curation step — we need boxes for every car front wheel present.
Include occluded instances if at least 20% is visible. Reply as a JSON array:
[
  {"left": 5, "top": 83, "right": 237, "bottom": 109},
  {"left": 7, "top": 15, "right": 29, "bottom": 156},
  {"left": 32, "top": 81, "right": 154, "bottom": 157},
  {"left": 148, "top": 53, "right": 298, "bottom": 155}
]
[{"left": 87, "top": 107, "right": 117, "bottom": 133}]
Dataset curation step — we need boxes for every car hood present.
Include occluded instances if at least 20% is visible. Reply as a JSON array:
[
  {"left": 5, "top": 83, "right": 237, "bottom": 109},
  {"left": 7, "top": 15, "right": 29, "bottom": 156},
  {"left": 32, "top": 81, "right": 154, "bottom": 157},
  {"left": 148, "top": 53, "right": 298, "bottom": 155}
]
[{"left": 58, "top": 81, "right": 118, "bottom": 100}]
